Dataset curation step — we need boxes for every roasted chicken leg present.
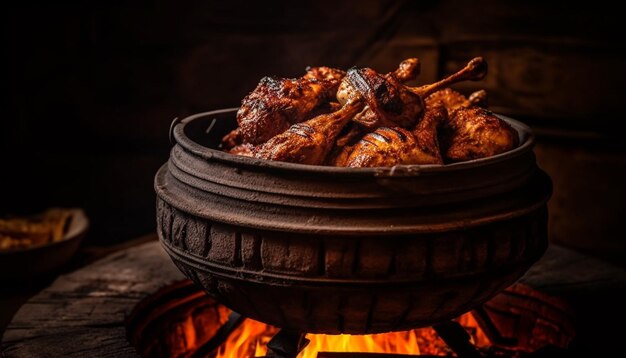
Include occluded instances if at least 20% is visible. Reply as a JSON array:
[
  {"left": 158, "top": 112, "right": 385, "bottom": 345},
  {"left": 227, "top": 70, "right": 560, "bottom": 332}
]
[
  {"left": 236, "top": 59, "right": 420, "bottom": 146},
  {"left": 343, "top": 101, "right": 447, "bottom": 167},
  {"left": 325, "top": 58, "right": 421, "bottom": 165},
  {"left": 426, "top": 88, "right": 487, "bottom": 114},
  {"left": 426, "top": 89, "right": 518, "bottom": 162},
  {"left": 254, "top": 99, "right": 365, "bottom": 165},
  {"left": 236, "top": 74, "right": 341, "bottom": 145},
  {"left": 236, "top": 59, "right": 421, "bottom": 158},
  {"left": 337, "top": 57, "right": 487, "bottom": 131},
  {"left": 439, "top": 107, "right": 519, "bottom": 162}
]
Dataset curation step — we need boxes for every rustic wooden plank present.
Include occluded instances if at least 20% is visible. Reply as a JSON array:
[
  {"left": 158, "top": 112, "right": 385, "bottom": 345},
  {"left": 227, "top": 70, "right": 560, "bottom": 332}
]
[{"left": 1, "top": 239, "right": 184, "bottom": 357}]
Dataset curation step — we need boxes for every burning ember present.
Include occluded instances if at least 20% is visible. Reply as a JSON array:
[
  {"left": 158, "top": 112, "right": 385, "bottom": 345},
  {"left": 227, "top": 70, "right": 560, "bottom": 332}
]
[{"left": 215, "top": 312, "right": 490, "bottom": 357}]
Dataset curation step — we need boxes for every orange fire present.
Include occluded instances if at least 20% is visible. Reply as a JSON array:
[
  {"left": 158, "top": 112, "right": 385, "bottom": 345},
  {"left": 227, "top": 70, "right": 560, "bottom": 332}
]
[{"left": 214, "top": 312, "right": 489, "bottom": 357}]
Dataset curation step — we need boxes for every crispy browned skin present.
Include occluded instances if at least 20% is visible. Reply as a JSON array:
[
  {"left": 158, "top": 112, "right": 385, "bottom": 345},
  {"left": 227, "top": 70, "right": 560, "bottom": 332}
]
[
  {"left": 220, "top": 128, "right": 243, "bottom": 150},
  {"left": 337, "top": 68, "right": 422, "bottom": 130},
  {"left": 237, "top": 74, "right": 342, "bottom": 145},
  {"left": 426, "top": 88, "right": 488, "bottom": 114},
  {"left": 303, "top": 66, "right": 346, "bottom": 83},
  {"left": 426, "top": 88, "right": 469, "bottom": 113},
  {"left": 233, "top": 59, "right": 419, "bottom": 149},
  {"left": 344, "top": 101, "right": 447, "bottom": 167},
  {"left": 254, "top": 99, "right": 364, "bottom": 165},
  {"left": 325, "top": 122, "right": 366, "bottom": 166},
  {"left": 392, "top": 58, "right": 420, "bottom": 82},
  {"left": 468, "top": 89, "right": 488, "bottom": 108},
  {"left": 327, "top": 59, "right": 421, "bottom": 165},
  {"left": 440, "top": 107, "right": 519, "bottom": 162},
  {"left": 228, "top": 143, "right": 255, "bottom": 157},
  {"left": 426, "top": 89, "right": 517, "bottom": 162},
  {"left": 337, "top": 57, "right": 487, "bottom": 131}
]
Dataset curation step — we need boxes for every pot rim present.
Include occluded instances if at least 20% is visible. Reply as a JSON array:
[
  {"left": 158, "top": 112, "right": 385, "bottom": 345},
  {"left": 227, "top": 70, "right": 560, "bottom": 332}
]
[{"left": 172, "top": 108, "right": 534, "bottom": 176}]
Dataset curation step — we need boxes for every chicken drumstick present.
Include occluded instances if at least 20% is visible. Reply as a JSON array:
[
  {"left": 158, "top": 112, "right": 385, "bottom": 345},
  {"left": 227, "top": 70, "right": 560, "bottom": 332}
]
[
  {"left": 426, "top": 89, "right": 518, "bottom": 162},
  {"left": 426, "top": 88, "right": 487, "bottom": 114},
  {"left": 254, "top": 98, "right": 365, "bottom": 165},
  {"left": 236, "top": 72, "right": 342, "bottom": 145},
  {"left": 236, "top": 59, "right": 421, "bottom": 146},
  {"left": 337, "top": 57, "right": 487, "bottom": 131},
  {"left": 343, "top": 101, "right": 448, "bottom": 167}
]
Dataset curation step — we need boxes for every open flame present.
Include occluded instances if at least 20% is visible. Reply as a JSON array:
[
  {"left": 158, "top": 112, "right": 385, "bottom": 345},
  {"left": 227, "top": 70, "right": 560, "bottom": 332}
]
[
  {"left": 215, "top": 312, "right": 489, "bottom": 357},
  {"left": 129, "top": 282, "right": 574, "bottom": 358}
]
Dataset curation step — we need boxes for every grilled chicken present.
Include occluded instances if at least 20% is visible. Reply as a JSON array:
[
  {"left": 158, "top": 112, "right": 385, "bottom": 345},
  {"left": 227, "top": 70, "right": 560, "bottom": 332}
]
[
  {"left": 227, "top": 56, "right": 515, "bottom": 166},
  {"left": 337, "top": 57, "right": 487, "bottom": 131},
  {"left": 426, "top": 89, "right": 518, "bottom": 162},
  {"left": 303, "top": 66, "right": 347, "bottom": 83},
  {"left": 343, "top": 101, "right": 447, "bottom": 167},
  {"left": 254, "top": 99, "right": 365, "bottom": 165},
  {"left": 326, "top": 58, "right": 421, "bottom": 165},
  {"left": 439, "top": 106, "right": 519, "bottom": 162},
  {"left": 325, "top": 122, "right": 366, "bottom": 166},
  {"left": 228, "top": 143, "right": 255, "bottom": 157},
  {"left": 220, "top": 127, "right": 243, "bottom": 151},
  {"left": 235, "top": 60, "right": 421, "bottom": 146},
  {"left": 236, "top": 73, "right": 342, "bottom": 145},
  {"left": 426, "top": 88, "right": 487, "bottom": 114},
  {"left": 330, "top": 59, "right": 486, "bottom": 166},
  {"left": 231, "top": 59, "right": 420, "bottom": 155}
]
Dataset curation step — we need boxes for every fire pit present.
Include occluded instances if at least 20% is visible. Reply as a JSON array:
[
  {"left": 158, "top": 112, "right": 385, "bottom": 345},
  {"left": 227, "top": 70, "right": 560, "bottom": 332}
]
[
  {"left": 126, "top": 280, "right": 575, "bottom": 357},
  {"left": 154, "top": 109, "right": 552, "bottom": 334}
]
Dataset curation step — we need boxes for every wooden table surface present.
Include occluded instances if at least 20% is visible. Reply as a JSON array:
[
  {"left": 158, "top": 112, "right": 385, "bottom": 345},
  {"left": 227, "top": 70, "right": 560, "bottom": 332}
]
[{"left": 0, "top": 234, "right": 157, "bottom": 338}]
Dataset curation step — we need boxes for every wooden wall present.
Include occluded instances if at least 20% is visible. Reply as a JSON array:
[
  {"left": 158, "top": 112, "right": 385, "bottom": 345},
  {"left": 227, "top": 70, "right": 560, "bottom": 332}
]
[{"left": 2, "top": 0, "right": 624, "bottom": 265}]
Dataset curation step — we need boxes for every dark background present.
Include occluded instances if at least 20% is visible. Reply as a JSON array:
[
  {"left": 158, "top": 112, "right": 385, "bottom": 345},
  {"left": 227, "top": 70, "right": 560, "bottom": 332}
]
[{"left": 2, "top": 0, "right": 625, "bottom": 266}]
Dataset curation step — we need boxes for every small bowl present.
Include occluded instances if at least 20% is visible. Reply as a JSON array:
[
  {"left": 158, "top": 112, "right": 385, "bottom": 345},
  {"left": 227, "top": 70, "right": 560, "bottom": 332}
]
[{"left": 0, "top": 208, "right": 89, "bottom": 282}]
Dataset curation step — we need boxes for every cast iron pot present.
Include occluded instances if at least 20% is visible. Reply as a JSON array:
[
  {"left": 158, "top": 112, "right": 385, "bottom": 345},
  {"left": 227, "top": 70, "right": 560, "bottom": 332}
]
[{"left": 155, "top": 109, "right": 551, "bottom": 334}]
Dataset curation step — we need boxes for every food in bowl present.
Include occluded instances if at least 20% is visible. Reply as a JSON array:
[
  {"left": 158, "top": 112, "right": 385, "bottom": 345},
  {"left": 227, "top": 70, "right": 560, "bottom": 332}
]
[
  {"left": 155, "top": 55, "right": 551, "bottom": 333},
  {"left": 0, "top": 208, "right": 74, "bottom": 250},
  {"left": 221, "top": 57, "right": 518, "bottom": 167}
]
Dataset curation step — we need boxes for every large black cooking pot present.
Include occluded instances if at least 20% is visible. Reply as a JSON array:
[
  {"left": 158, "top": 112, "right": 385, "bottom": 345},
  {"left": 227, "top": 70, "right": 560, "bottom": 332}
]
[{"left": 154, "top": 108, "right": 551, "bottom": 334}]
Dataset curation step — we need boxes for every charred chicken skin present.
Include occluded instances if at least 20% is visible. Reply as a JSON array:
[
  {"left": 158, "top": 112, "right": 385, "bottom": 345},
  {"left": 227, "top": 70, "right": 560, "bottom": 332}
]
[
  {"left": 344, "top": 101, "right": 447, "bottom": 167},
  {"left": 228, "top": 143, "right": 255, "bottom": 157},
  {"left": 426, "top": 88, "right": 487, "bottom": 114},
  {"left": 303, "top": 66, "right": 347, "bottom": 83},
  {"left": 236, "top": 60, "right": 420, "bottom": 146},
  {"left": 237, "top": 74, "right": 341, "bottom": 145},
  {"left": 224, "top": 66, "right": 346, "bottom": 149},
  {"left": 224, "top": 56, "right": 519, "bottom": 166},
  {"left": 254, "top": 98, "right": 365, "bottom": 165},
  {"left": 326, "top": 58, "right": 421, "bottom": 165},
  {"left": 426, "top": 88, "right": 518, "bottom": 162},
  {"left": 439, "top": 106, "right": 519, "bottom": 162},
  {"left": 337, "top": 57, "right": 487, "bottom": 131},
  {"left": 329, "top": 58, "right": 486, "bottom": 166},
  {"left": 233, "top": 59, "right": 421, "bottom": 154}
]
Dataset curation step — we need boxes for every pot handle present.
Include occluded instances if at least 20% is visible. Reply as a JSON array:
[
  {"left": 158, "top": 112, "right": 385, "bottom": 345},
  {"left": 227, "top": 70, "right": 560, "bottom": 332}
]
[{"left": 169, "top": 117, "right": 182, "bottom": 145}]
